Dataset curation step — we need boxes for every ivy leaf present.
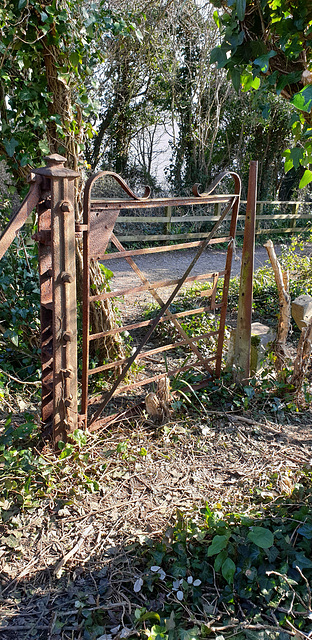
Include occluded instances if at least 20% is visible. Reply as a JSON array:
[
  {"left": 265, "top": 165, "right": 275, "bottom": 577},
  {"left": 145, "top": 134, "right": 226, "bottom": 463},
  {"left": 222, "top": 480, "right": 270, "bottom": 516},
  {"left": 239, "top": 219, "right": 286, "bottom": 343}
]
[
  {"left": 222, "top": 558, "right": 236, "bottom": 585},
  {"left": 299, "top": 169, "right": 312, "bottom": 189},
  {"left": 293, "top": 552, "right": 312, "bottom": 569},
  {"left": 298, "top": 523, "right": 312, "bottom": 539},
  {"left": 230, "top": 67, "right": 241, "bottom": 93},
  {"left": 179, "top": 627, "right": 200, "bottom": 640},
  {"left": 4, "top": 138, "right": 19, "bottom": 157},
  {"left": 210, "top": 46, "right": 228, "bottom": 69},
  {"left": 289, "top": 147, "right": 304, "bottom": 170},
  {"left": 253, "top": 51, "right": 276, "bottom": 73},
  {"left": 70, "top": 51, "right": 80, "bottom": 67},
  {"left": 291, "top": 85, "right": 312, "bottom": 113},
  {"left": 247, "top": 527, "right": 274, "bottom": 549},
  {"left": 207, "top": 534, "right": 229, "bottom": 556},
  {"left": 236, "top": 0, "right": 246, "bottom": 21}
]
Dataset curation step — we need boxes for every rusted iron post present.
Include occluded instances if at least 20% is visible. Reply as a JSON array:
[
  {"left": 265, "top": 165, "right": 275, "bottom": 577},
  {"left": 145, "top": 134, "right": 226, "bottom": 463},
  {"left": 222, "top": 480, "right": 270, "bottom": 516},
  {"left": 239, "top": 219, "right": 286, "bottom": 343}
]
[
  {"left": 234, "top": 161, "right": 258, "bottom": 381},
  {"left": 34, "top": 155, "right": 79, "bottom": 446}
]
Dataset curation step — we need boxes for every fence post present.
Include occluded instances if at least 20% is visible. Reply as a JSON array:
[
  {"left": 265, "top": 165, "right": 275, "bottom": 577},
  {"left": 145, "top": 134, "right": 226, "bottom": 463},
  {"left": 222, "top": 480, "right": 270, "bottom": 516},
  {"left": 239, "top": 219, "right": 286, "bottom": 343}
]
[
  {"left": 35, "top": 154, "right": 80, "bottom": 446},
  {"left": 256, "top": 201, "right": 262, "bottom": 233},
  {"left": 290, "top": 202, "right": 299, "bottom": 230},
  {"left": 164, "top": 205, "right": 173, "bottom": 243},
  {"left": 214, "top": 202, "right": 222, "bottom": 218},
  {"left": 234, "top": 161, "right": 258, "bottom": 381}
]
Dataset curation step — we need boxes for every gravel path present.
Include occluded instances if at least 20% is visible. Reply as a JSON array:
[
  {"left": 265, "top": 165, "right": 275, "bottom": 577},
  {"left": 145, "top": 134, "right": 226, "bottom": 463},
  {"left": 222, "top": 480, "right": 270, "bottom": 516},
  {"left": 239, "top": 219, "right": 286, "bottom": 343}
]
[{"left": 109, "top": 244, "right": 281, "bottom": 298}]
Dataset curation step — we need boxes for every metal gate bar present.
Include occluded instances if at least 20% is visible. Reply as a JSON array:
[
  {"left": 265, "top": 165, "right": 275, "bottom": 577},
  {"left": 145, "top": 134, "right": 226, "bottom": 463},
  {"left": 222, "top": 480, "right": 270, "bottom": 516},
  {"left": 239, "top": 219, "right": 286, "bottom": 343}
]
[{"left": 81, "top": 171, "right": 241, "bottom": 429}]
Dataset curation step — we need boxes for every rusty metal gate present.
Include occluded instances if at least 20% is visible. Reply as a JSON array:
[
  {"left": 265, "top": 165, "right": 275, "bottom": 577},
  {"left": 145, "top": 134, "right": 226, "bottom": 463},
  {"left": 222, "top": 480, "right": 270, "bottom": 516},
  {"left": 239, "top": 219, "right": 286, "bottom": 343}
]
[{"left": 80, "top": 171, "right": 241, "bottom": 431}]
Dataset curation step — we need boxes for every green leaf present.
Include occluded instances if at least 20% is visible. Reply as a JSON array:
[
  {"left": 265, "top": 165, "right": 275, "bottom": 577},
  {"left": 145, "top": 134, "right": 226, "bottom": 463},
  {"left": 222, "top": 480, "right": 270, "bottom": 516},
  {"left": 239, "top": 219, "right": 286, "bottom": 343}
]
[
  {"left": 4, "top": 138, "right": 19, "bottom": 157},
  {"left": 139, "top": 611, "right": 161, "bottom": 623},
  {"left": 253, "top": 51, "right": 276, "bottom": 73},
  {"left": 276, "top": 71, "right": 302, "bottom": 96},
  {"left": 214, "top": 549, "right": 227, "bottom": 571},
  {"left": 293, "top": 552, "right": 312, "bottom": 569},
  {"left": 179, "top": 627, "right": 200, "bottom": 640},
  {"left": 247, "top": 527, "right": 274, "bottom": 549},
  {"left": 236, "top": 0, "right": 246, "bottom": 21},
  {"left": 38, "top": 140, "right": 50, "bottom": 154},
  {"left": 291, "top": 85, "right": 312, "bottom": 113},
  {"left": 241, "top": 73, "right": 260, "bottom": 92},
  {"left": 210, "top": 46, "right": 228, "bottom": 69},
  {"left": 213, "top": 10, "right": 220, "bottom": 28},
  {"left": 69, "top": 51, "right": 80, "bottom": 67},
  {"left": 221, "top": 557, "right": 236, "bottom": 584},
  {"left": 298, "top": 523, "right": 312, "bottom": 539},
  {"left": 230, "top": 67, "right": 241, "bottom": 93},
  {"left": 299, "top": 169, "right": 312, "bottom": 189},
  {"left": 99, "top": 264, "right": 114, "bottom": 280},
  {"left": 289, "top": 147, "right": 304, "bottom": 170},
  {"left": 207, "top": 534, "right": 229, "bottom": 556},
  {"left": 72, "top": 428, "right": 87, "bottom": 448},
  {"left": 18, "top": 0, "right": 27, "bottom": 8},
  {"left": 10, "top": 332, "right": 19, "bottom": 347}
]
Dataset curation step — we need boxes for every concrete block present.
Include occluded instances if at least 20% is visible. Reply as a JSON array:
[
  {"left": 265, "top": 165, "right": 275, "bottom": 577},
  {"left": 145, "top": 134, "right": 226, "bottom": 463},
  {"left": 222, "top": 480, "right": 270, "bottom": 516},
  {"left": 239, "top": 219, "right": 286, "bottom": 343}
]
[
  {"left": 226, "top": 322, "right": 275, "bottom": 375},
  {"left": 292, "top": 294, "right": 312, "bottom": 330},
  {"left": 250, "top": 322, "right": 275, "bottom": 375}
]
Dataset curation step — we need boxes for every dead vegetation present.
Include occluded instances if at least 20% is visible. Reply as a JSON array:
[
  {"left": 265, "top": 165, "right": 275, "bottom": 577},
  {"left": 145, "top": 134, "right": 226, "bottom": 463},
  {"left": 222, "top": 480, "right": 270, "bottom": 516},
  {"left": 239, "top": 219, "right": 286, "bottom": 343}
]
[{"left": 0, "top": 397, "right": 311, "bottom": 638}]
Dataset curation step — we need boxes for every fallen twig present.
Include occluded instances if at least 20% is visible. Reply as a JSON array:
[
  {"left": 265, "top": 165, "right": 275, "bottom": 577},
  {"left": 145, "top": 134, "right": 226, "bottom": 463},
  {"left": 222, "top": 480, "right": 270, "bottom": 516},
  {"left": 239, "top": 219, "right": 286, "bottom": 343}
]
[{"left": 53, "top": 523, "right": 94, "bottom": 578}]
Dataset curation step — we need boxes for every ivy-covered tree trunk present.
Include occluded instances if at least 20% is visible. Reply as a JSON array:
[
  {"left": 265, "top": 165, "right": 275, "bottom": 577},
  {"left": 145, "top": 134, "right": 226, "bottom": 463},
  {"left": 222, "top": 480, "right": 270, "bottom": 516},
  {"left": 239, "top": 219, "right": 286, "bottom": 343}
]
[{"left": 43, "top": 39, "right": 125, "bottom": 364}]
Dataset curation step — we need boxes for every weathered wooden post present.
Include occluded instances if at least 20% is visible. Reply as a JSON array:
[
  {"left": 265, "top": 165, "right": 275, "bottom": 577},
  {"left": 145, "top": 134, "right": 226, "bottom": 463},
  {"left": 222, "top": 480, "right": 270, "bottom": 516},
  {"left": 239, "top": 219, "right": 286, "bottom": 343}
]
[
  {"left": 234, "top": 160, "right": 258, "bottom": 381},
  {"left": 34, "top": 155, "right": 79, "bottom": 446}
]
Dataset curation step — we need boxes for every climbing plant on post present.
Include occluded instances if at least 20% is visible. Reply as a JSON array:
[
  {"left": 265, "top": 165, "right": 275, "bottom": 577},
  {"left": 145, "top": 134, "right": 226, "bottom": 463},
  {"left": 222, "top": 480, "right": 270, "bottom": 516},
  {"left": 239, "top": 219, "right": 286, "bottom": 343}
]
[{"left": 0, "top": 0, "right": 141, "bottom": 365}]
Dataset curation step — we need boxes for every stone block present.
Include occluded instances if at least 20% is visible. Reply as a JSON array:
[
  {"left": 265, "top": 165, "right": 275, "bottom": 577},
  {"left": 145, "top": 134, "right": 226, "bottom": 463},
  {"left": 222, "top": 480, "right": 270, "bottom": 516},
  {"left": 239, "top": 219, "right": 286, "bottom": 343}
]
[
  {"left": 250, "top": 322, "right": 275, "bottom": 375},
  {"left": 226, "top": 322, "right": 275, "bottom": 375},
  {"left": 292, "top": 294, "right": 312, "bottom": 330}
]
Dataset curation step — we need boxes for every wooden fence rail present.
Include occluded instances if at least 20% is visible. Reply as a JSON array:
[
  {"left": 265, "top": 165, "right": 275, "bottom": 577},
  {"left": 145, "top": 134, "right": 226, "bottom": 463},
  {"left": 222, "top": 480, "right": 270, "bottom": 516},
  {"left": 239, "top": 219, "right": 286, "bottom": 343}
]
[{"left": 90, "top": 199, "right": 312, "bottom": 244}]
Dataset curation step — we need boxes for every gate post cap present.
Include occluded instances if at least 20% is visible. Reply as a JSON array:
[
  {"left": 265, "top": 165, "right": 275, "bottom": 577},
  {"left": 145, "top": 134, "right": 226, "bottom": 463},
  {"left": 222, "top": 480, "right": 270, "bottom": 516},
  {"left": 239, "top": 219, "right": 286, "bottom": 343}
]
[
  {"left": 33, "top": 154, "right": 80, "bottom": 179},
  {"left": 44, "top": 154, "right": 67, "bottom": 166}
]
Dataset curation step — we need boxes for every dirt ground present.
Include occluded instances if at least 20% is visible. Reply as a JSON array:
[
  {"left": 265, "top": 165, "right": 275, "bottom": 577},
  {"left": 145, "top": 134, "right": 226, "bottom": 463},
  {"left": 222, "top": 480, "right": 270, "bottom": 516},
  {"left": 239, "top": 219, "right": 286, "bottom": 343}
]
[
  {"left": 0, "top": 406, "right": 311, "bottom": 639},
  {"left": 1, "top": 242, "right": 310, "bottom": 639}
]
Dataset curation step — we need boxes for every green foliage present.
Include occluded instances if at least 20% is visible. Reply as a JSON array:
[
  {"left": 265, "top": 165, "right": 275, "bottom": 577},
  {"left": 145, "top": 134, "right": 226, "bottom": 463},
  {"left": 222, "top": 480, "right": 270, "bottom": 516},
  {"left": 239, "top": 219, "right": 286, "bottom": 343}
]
[
  {"left": 0, "top": 236, "right": 41, "bottom": 380},
  {"left": 0, "top": 418, "right": 105, "bottom": 515},
  {"left": 0, "top": 0, "right": 142, "bottom": 177},
  {"left": 0, "top": 414, "right": 54, "bottom": 513},
  {"left": 210, "top": 0, "right": 312, "bottom": 184},
  {"left": 134, "top": 481, "right": 312, "bottom": 640}
]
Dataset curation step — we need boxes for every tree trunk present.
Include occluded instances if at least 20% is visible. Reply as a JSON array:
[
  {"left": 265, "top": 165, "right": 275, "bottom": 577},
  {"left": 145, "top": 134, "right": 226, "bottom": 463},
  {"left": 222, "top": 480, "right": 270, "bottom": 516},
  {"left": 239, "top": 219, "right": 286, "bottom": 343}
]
[
  {"left": 291, "top": 318, "right": 312, "bottom": 392},
  {"left": 264, "top": 240, "right": 291, "bottom": 371},
  {"left": 43, "top": 40, "right": 125, "bottom": 365}
]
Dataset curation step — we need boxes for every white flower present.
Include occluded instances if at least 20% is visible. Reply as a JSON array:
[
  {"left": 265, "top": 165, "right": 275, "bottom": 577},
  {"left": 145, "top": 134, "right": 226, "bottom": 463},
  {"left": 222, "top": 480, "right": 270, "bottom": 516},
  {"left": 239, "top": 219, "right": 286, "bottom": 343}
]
[
  {"left": 172, "top": 578, "right": 182, "bottom": 591},
  {"left": 176, "top": 590, "right": 184, "bottom": 601},
  {"left": 134, "top": 577, "right": 143, "bottom": 593},
  {"left": 187, "top": 576, "right": 193, "bottom": 584},
  {"left": 150, "top": 565, "right": 161, "bottom": 572},
  {"left": 193, "top": 579, "right": 202, "bottom": 587}
]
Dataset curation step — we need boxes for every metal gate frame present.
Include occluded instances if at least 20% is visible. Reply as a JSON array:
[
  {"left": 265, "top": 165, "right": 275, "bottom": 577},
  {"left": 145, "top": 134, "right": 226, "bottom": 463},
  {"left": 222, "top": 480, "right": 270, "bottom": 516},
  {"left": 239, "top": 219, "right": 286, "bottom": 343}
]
[{"left": 80, "top": 171, "right": 241, "bottom": 431}]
